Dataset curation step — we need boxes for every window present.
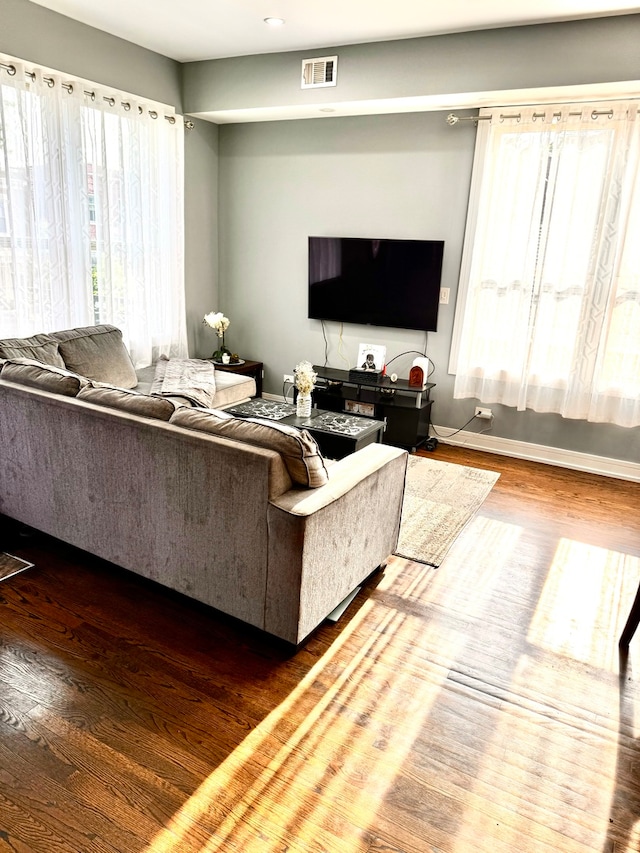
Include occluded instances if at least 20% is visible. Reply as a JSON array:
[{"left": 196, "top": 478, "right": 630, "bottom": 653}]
[
  {"left": 450, "top": 102, "right": 640, "bottom": 428},
  {"left": 0, "top": 60, "right": 187, "bottom": 366}
]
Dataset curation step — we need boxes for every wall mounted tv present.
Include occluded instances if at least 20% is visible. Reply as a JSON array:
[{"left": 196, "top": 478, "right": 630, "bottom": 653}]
[{"left": 308, "top": 236, "right": 444, "bottom": 332}]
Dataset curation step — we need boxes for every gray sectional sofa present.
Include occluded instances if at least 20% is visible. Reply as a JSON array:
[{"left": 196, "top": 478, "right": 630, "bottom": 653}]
[{"left": 0, "top": 325, "right": 408, "bottom": 644}]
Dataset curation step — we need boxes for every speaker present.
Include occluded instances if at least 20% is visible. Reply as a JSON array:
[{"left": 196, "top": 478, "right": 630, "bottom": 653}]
[
  {"left": 412, "top": 357, "right": 430, "bottom": 377},
  {"left": 409, "top": 357, "right": 430, "bottom": 388}
]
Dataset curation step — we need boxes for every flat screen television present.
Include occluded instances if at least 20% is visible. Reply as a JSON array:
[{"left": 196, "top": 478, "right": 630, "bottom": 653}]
[{"left": 308, "top": 236, "right": 444, "bottom": 332}]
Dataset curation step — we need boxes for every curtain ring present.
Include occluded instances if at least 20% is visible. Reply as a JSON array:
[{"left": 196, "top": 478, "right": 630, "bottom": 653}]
[
  {"left": 104, "top": 96, "right": 115, "bottom": 107},
  {"left": 149, "top": 110, "right": 158, "bottom": 119},
  {"left": 122, "top": 101, "right": 131, "bottom": 111},
  {"left": 6, "top": 64, "right": 17, "bottom": 77},
  {"left": 45, "top": 76, "right": 55, "bottom": 88},
  {"left": 591, "top": 109, "right": 614, "bottom": 121}
]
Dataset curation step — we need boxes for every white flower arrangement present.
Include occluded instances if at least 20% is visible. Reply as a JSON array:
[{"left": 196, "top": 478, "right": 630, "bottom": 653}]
[
  {"left": 294, "top": 360, "right": 317, "bottom": 395},
  {"left": 203, "top": 311, "right": 230, "bottom": 338}
]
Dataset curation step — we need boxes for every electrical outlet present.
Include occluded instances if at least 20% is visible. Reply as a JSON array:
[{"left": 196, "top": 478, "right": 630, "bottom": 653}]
[
  {"left": 283, "top": 373, "right": 294, "bottom": 384},
  {"left": 439, "top": 287, "right": 450, "bottom": 305},
  {"left": 474, "top": 407, "right": 493, "bottom": 420}
]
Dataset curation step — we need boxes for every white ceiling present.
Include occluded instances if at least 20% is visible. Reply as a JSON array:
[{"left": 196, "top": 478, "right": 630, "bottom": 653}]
[{"left": 27, "top": 0, "right": 640, "bottom": 63}]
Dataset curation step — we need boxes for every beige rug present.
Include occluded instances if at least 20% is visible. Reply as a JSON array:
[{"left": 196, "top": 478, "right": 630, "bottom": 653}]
[
  {"left": 395, "top": 455, "right": 500, "bottom": 567},
  {"left": 0, "top": 552, "right": 34, "bottom": 582}
]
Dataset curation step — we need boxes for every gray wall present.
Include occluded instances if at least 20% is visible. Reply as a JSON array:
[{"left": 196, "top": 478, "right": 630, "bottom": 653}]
[
  {"left": 219, "top": 111, "right": 639, "bottom": 463},
  {"left": 184, "top": 121, "right": 219, "bottom": 358},
  {"left": 209, "top": 13, "right": 640, "bottom": 464},
  {"left": 1, "top": 0, "right": 181, "bottom": 109},
  {"left": 184, "top": 15, "right": 640, "bottom": 116},
  {"left": 0, "top": 0, "right": 218, "bottom": 354},
  {"left": 218, "top": 110, "right": 473, "bottom": 383}
]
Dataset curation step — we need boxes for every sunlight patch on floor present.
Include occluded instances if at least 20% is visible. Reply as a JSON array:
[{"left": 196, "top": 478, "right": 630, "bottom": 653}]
[
  {"left": 141, "top": 516, "right": 562, "bottom": 853},
  {"left": 527, "top": 538, "right": 640, "bottom": 669},
  {"left": 448, "top": 638, "right": 626, "bottom": 853},
  {"left": 143, "top": 596, "right": 448, "bottom": 851},
  {"left": 448, "top": 539, "right": 640, "bottom": 853}
]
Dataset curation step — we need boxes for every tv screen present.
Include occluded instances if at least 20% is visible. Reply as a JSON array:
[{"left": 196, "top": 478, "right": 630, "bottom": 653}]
[{"left": 308, "top": 236, "right": 444, "bottom": 332}]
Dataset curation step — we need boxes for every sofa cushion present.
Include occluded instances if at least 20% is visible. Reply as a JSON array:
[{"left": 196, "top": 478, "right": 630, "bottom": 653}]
[
  {"left": 77, "top": 384, "right": 179, "bottom": 421},
  {"left": 50, "top": 325, "right": 138, "bottom": 389},
  {"left": 170, "top": 407, "right": 329, "bottom": 488},
  {"left": 0, "top": 333, "right": 65, "bottom": 368},
  {"left": 0, "top": 358, "right": 90, "bottom": 397},
  {"left": 212, "top": 370, "right": 256, "bottom": 408}
]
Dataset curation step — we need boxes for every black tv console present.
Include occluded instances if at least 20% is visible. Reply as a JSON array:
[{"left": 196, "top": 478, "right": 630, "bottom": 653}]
[{"left": 312, "top": 365, "right": 436, "bottom": 452}]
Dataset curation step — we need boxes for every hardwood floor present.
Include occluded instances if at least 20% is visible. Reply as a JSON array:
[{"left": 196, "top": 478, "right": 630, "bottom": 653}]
[{"left": 0, "top": 445, "right": 639, "bottom": 852}]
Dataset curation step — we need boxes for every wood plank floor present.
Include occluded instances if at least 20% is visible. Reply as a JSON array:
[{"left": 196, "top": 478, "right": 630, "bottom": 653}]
[{"left": 0, "top": 444, "right": 639, "bottom": 853}]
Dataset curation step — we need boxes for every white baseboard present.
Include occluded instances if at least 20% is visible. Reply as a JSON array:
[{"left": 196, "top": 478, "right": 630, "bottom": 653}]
[{"left": 432, "top": 425, "right": 640, "bottom": 483}]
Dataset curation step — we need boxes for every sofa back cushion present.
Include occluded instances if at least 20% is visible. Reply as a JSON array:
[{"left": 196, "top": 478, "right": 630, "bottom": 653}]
[
  {"left": 50, "top": 325, "right": 138, "bottom": 389},
  {"left": 0, "top": 333, "right": 65, "bottom": 368},
  {"left": 77, "top": 384, "right": 178, "bottom": 421},
  {"left": 170, "top": 407, "right": 329, "bottom": 489},
  {"left": 0, "top": 358, "right": 90, "bottom": 396}
]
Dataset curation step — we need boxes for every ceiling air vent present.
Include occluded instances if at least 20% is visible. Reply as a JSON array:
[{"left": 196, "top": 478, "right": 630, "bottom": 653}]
[{"left": 301, "top": 55, "right": 338, "bottom": 89}]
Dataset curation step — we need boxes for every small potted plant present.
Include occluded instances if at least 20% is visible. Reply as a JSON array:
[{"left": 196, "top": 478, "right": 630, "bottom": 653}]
[{"left": 203, "top": 311, "right": 231, "bottom": 362}]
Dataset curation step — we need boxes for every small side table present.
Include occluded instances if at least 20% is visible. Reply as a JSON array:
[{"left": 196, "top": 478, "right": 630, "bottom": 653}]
[{"left": 213, "top": 359, "right": 263, "bottom": 397}]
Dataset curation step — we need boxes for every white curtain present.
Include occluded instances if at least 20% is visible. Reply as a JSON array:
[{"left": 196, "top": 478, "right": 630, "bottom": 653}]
[
  {"left": 450, "top": 101, "right": 640, "bottom": 428},
  {"left": 0, "top": 60, "right": 187, "bottom": 366}
]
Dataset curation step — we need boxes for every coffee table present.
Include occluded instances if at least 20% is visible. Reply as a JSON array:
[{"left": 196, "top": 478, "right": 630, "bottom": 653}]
[{"left": 226, "top": 400, "right": 386, "bottom": 459}]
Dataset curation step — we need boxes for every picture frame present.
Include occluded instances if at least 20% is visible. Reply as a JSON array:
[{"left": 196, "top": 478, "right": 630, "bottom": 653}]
[{"left": 355, "top": 343, "right": 386, "bottom": 372}]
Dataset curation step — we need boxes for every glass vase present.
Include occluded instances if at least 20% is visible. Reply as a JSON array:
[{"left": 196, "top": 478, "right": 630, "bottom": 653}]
[{"left": 296, "top": 392, "right": 312, "bottom": 418}]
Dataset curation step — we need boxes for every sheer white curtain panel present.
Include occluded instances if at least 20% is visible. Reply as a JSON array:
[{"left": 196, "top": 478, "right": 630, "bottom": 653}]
[
  {"left": 0, "top": 65, "right": 91, "bottom": 334},
  {"left": 0, "top": 61, "right": 187, "bottom": 366},
  {"left": 449, "top": 102, "right": 640, "bottom": 428}
]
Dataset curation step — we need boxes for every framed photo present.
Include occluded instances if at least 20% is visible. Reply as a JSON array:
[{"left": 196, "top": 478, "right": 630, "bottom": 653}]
[{"left": 356, "top": 343, "right": 386, "bottom": 372}]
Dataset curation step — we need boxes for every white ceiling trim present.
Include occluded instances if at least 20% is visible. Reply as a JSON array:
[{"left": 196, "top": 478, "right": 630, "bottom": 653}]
[{"left": 190, "top": 81, "right": 640, "bottom": 125}]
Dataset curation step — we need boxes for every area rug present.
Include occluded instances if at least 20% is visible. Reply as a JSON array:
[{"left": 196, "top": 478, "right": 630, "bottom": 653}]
[
  {"left": 0, "top": 552, "right": 34, "bottom": 582},
  {"left": 394, "top": 455, "right": 500, "bottom": 567}
]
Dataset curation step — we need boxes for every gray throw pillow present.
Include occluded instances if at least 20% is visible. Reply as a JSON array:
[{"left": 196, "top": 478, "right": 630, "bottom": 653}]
[
  {"left": 51, "top": 325, "right": 138, "bottom": 389},
  {"left": 0, "top": 358, "right": 90, "bottom": 396},
  {"left": 0, "top": 333, "right": 65, "bottom": 368},
  {"left": 77, "top": 384, "right": 178, "bottom": 421},
  {"left": 170, "top": 407, "right": 329, "bottom": 488}
]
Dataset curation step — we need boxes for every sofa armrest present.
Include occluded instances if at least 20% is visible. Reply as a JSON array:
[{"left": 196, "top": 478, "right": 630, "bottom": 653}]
[
  {"left": 265, "top": 443, "right": 408, "bottom": 644},
  {"left": 269, "top": 443, "right": 406, "bottom": 516}
]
